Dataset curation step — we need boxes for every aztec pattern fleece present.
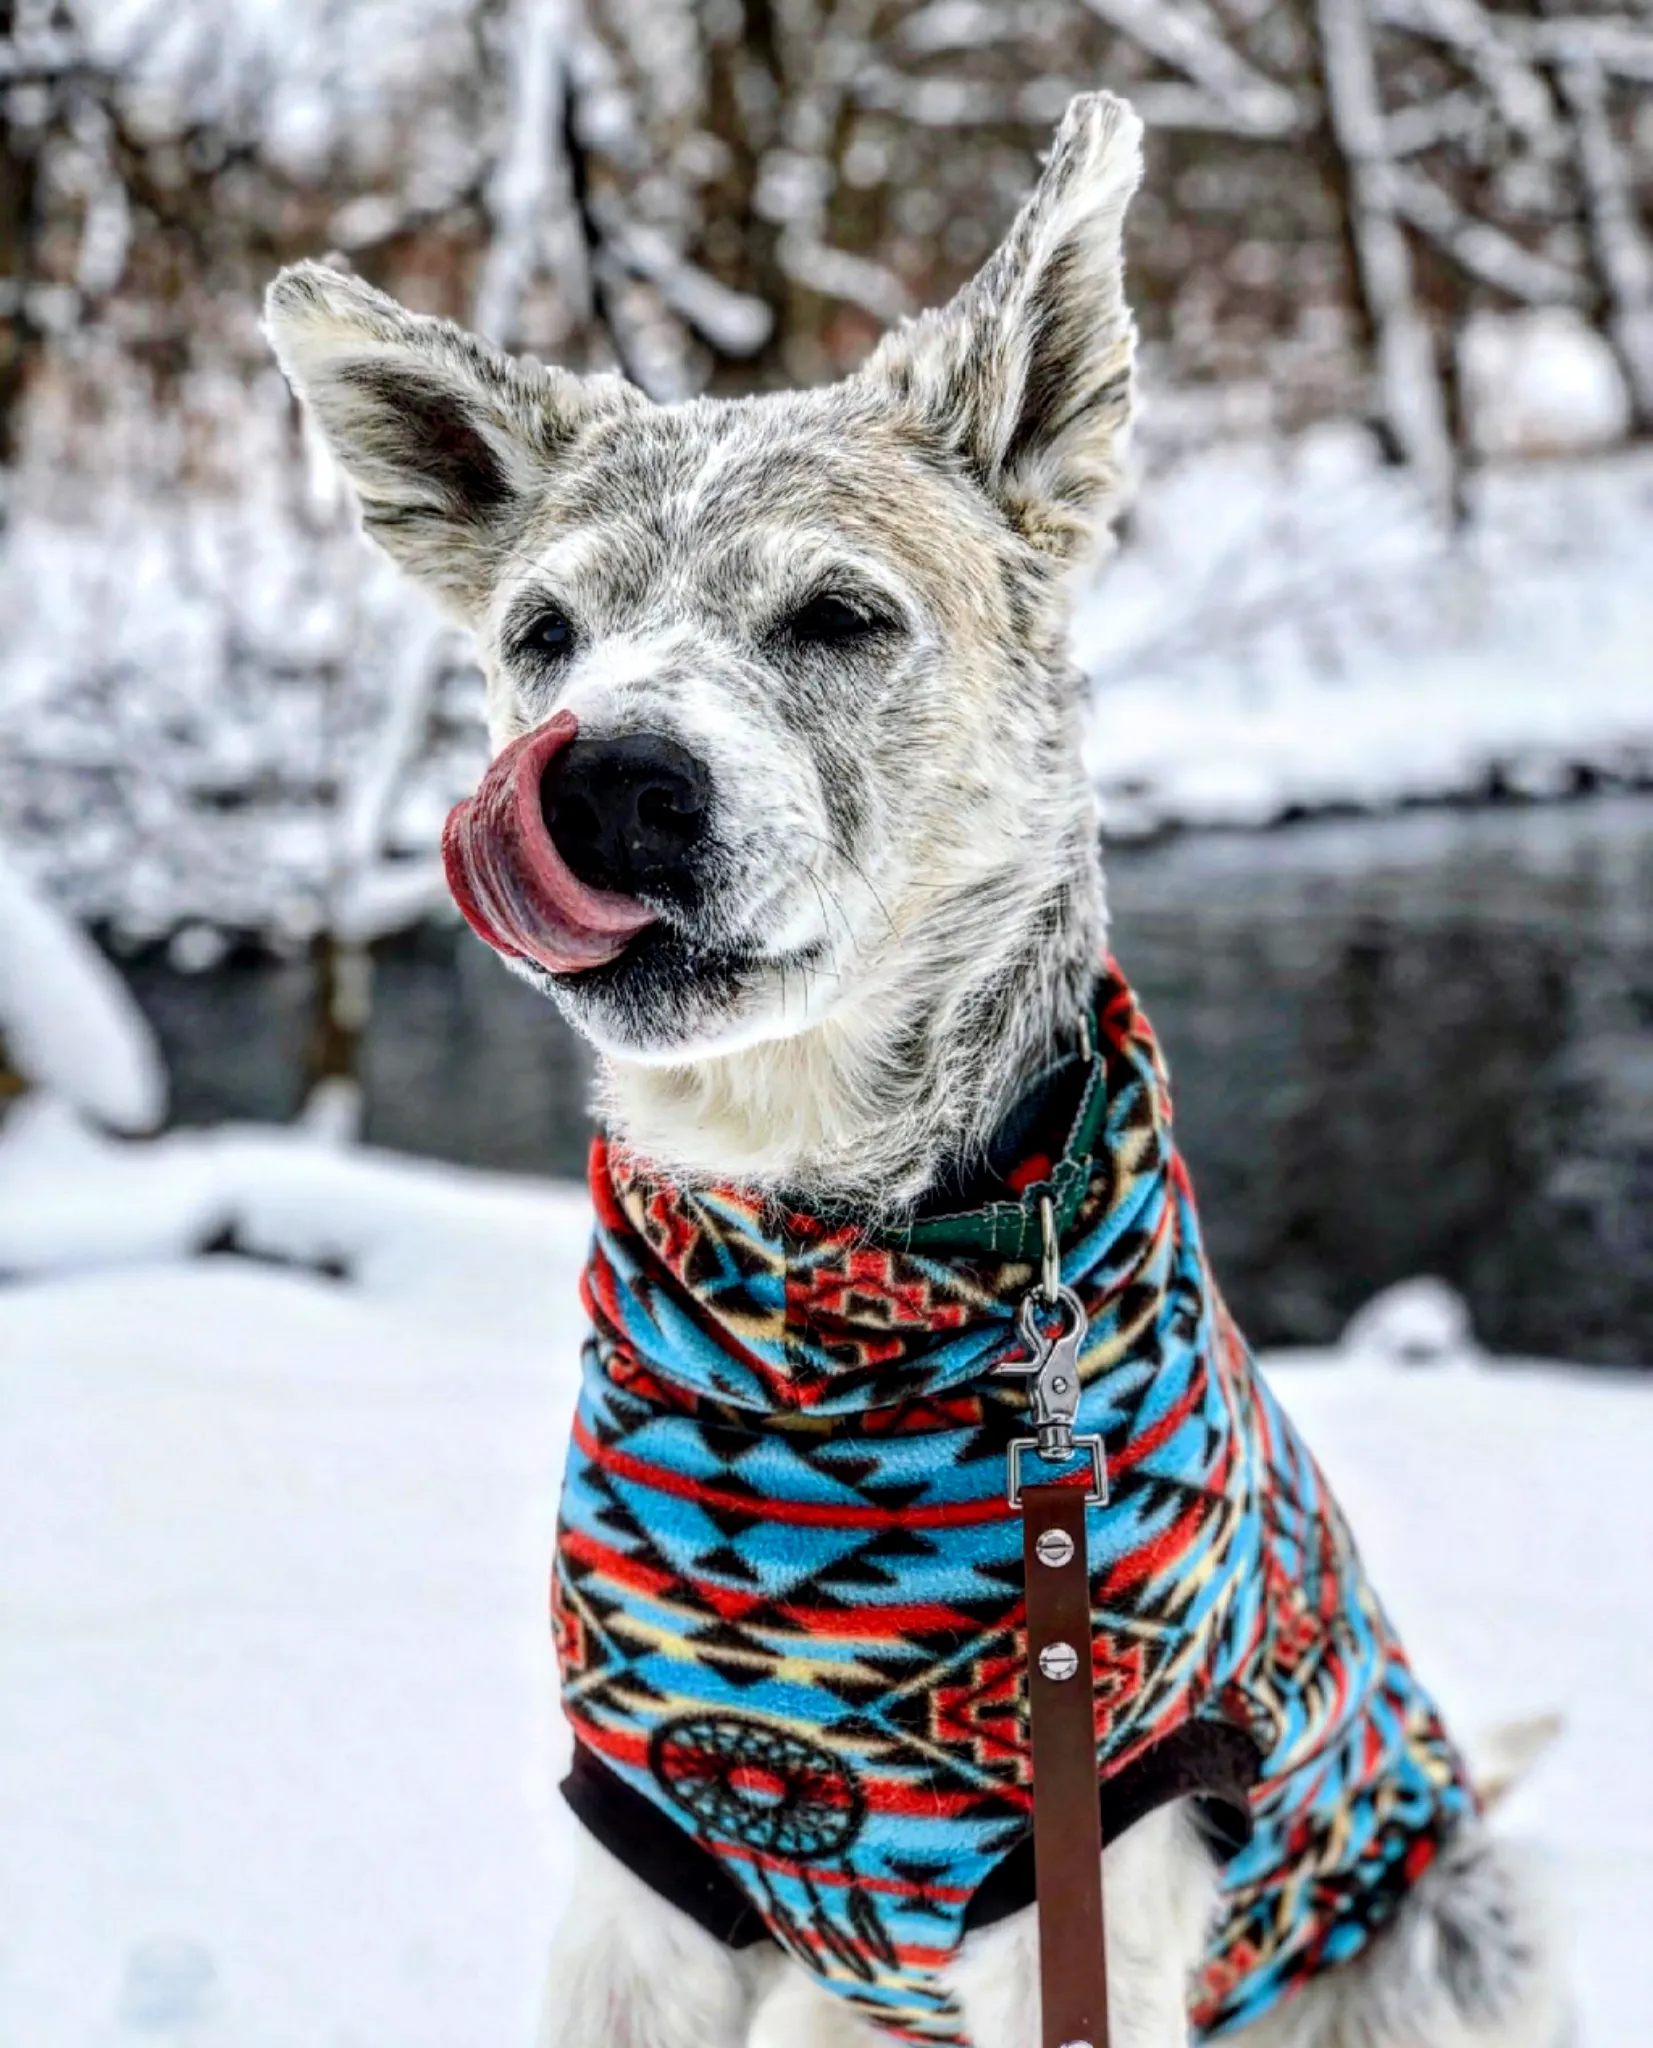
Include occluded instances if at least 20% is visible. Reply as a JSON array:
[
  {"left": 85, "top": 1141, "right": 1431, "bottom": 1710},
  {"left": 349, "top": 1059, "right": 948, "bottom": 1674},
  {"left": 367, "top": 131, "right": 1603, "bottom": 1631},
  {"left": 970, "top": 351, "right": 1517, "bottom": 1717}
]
[{"left": 552, "top": 967, "right": 1477, "bottom": 2043}]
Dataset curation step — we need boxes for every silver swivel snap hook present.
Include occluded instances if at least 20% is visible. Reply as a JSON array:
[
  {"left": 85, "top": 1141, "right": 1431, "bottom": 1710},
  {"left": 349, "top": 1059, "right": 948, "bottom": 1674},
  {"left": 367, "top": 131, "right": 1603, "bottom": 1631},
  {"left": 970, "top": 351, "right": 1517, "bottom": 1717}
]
[
  {"left": 1008, "top": 1283, "right": 1087, "bottom": 1463},
  {"left": 995, "top": 1193, "right": 1107, "bottom": 1508}
]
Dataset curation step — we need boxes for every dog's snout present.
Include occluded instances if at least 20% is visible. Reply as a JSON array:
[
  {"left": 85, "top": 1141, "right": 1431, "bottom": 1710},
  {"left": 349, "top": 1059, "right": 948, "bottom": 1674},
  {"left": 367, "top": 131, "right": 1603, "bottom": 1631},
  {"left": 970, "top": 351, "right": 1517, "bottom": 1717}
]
[{"left": 540, "top": 733, "right": 711, "bottom": 901}]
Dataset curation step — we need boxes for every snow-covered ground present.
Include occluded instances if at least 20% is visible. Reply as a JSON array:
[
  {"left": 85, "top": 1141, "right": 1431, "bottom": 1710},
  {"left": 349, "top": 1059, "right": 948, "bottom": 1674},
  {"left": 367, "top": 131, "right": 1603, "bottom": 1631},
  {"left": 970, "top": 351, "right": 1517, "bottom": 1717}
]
[{"left": 1, "top": 1111, "right": 1650, "bottom": 2045}]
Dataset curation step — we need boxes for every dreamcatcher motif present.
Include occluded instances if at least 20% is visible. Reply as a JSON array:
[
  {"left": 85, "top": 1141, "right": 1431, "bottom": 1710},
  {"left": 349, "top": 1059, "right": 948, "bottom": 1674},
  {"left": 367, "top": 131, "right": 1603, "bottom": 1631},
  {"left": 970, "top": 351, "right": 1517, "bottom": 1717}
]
[{"left": 650, "top": 1712, "right": 901, "bottom": 1982}]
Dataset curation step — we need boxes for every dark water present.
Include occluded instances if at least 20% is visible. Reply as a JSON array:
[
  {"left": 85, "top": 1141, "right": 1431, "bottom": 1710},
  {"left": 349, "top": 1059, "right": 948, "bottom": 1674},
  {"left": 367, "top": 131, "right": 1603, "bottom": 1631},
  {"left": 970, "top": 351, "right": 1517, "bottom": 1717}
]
[
  {"left": 1104, "top": 801, "right": 1651, "bottom": 1364},
  {"left": 115, "top": 798, "right": 1653, "bottom": 1365}
]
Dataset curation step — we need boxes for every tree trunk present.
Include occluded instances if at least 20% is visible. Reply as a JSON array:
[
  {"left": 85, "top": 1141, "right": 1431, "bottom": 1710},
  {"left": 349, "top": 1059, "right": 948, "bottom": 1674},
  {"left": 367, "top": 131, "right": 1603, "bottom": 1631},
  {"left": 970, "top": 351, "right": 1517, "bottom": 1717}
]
[
  {"left": 306, "top": 931, "right": 373, "bottom": 1092},
  {"left": 1313, "top": 0, "right": 1457, "bottom": 506},
  {"left": 1554, "top": 49, "right": 1653, "bottom": 434}
]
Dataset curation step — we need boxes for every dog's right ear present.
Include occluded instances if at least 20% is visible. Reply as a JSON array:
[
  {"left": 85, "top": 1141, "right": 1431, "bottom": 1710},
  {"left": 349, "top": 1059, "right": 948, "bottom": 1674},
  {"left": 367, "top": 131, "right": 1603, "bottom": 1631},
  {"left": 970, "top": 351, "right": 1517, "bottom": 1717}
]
[{"left": 264, "top": 263, "right": 638, "bottom": 620}]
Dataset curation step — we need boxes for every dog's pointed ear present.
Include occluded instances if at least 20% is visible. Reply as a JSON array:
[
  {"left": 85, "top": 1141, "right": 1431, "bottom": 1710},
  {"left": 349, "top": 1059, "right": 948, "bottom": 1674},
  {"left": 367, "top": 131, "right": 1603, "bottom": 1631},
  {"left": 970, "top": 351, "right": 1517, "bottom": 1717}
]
[
  {"left": 264, "top": 262, "right": 639, "bottom": 619},
  {"left": 861, "top": 93, "right": 1143, "bottom": 563}
]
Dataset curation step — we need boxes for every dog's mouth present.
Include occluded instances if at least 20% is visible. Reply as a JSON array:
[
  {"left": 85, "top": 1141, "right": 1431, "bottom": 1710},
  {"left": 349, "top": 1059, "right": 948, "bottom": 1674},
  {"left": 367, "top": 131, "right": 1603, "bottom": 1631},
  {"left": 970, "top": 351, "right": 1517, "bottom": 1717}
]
[{"left": 441, "top": 711, "right": 659, "bottom": 975}]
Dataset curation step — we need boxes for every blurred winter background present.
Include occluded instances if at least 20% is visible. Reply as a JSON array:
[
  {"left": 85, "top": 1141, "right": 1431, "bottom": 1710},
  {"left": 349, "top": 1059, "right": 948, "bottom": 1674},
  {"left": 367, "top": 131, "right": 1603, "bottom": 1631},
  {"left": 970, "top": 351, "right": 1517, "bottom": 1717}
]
[{"left": 0, "top": 0, "right": 1649, "bottom": 2043}]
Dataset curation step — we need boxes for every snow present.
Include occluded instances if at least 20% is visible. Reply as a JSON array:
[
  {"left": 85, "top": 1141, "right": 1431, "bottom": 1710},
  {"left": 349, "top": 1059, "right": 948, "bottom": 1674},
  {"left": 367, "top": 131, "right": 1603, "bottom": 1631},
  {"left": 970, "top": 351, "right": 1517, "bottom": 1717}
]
[
  {"left": 1076, "top": 433, "right": 1653, "bottom": 836},
  {"left": 0, "top": 1257, "right": 572, "bottom": 2048},
  {"left": 0, "top": 843, "right": 165, "bottom": 1132},
  {"left": 0, "top": 1116, "right": 1649, "bottom": 2043},
  {"left": 0, "top": 1093, "right": 584, "bottom": 1294},
  {"left": 1337, "top": 1274, "right": 1479, "bottom": 1365},
  {"left": 1264, "top": 1348, "right": 1652, "bottom": 2046},
  {"left": 1459, "top": 309, "right": 1631, "bottom": 457},
  {"left": 0, "top": 465, "right": 481, "bottom": 947}
]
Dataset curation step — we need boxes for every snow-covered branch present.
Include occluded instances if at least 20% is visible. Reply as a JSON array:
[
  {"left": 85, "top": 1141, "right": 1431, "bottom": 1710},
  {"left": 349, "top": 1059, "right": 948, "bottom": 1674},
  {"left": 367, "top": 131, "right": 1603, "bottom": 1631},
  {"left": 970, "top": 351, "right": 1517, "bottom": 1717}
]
[
  {"left": 1077, "top": 0, "right": 1307, "bottom": 137},
  {"left": 600, "top": 217, "right": 775, "bottom": 356},
  {"left": 1383, "top": 92, "right": 1488, "bottom": 157},
  {"left": 1505, "top": 17, "right": 1653, "bottom": 86},
  {"left": 1390, "top": 166, "right": 1590, "bottom": 306},
  {"left": 1372, "top": 0, "right": 1561, "bottom": 151},
  {"left": 0, "top": 838, "right": 165, "bottom": 1131},
  {"left": 777, "top": 230, "right": 912, "bottom": 324},
  {"left": 472, "top": 0, "right": 581, "bottom": 350}
]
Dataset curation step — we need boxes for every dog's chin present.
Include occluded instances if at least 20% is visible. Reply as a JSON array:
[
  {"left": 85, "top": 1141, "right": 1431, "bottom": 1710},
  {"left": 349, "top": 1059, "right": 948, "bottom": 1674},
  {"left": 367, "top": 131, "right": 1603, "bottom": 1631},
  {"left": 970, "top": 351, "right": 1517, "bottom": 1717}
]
[{"left": 519, "top": 922, "right": 836, "bottom": 1066}]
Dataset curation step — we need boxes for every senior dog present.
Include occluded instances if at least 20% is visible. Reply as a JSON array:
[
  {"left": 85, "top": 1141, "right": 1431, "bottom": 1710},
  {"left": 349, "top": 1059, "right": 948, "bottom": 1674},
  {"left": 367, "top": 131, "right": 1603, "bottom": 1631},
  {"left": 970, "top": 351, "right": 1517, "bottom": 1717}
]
[{"left": 266, "top": 92, "right": 1563, "bottom": 2048}]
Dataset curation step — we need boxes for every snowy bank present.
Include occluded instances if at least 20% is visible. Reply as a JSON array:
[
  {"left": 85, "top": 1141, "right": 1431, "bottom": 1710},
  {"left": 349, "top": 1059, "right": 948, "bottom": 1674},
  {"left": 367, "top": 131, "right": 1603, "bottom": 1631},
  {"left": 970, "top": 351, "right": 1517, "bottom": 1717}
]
[
  {"left": 4, "top": 439, "right": 1650, "bottom": 946},
  {"left": 0, "top": 1092, "right": 584, "bottom": 1293},
  {"left": 1077, "top": 435, "right": 1653, "bottom": 837},
  {"left": 0, "top": 1125, "right": 1648, "bottom": 2043}
]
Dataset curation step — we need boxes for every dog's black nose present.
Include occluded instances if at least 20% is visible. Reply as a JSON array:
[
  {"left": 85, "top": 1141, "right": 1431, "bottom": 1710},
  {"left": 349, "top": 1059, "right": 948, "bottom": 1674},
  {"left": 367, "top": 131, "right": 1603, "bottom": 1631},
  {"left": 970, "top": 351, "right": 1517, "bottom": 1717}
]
[{"left": 540, "top": 733, "right": 711, "bottom": 900}]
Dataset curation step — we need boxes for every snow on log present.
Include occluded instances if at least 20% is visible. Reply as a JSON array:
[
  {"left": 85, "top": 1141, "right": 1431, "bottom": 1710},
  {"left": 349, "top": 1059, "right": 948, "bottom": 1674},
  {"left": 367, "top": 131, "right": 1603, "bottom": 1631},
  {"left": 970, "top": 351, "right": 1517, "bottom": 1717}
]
[{"left": 0, "top": 843, "right": 166, "bottom": 1132}]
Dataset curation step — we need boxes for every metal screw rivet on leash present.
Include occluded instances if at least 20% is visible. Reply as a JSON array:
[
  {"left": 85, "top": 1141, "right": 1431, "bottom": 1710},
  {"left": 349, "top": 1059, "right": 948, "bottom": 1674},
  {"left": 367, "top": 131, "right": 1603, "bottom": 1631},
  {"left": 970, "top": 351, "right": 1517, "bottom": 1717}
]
[
  {"left": 1038, "top": 1641, "right": 1079, "bottom": 1681},
  {"left": 1036, "top": 1529, "right": 1075, "bottom": 1567}
]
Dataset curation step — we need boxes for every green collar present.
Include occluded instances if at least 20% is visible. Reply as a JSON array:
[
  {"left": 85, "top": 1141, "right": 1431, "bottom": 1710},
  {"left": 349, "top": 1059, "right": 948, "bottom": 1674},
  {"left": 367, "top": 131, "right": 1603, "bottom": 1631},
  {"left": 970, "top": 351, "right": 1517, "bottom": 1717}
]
[{"left": 886, "top": 1030, "right": 1109, "bottom": 1260}]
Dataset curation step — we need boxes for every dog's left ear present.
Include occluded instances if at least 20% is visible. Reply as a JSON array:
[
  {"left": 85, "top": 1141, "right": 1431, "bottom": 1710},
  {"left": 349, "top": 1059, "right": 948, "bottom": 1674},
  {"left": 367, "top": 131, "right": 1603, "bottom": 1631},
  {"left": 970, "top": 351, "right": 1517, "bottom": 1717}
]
[{"left": 861, "top": 92, "right": 1143, "bottom": 564}]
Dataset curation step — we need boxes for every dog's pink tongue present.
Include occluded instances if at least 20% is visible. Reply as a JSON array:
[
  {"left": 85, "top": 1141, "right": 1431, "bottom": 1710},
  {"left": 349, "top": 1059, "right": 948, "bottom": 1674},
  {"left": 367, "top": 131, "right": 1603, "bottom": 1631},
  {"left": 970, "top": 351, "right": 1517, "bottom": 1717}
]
[{"left": 442, "top": 710, "right": 657, "bottom": 974}]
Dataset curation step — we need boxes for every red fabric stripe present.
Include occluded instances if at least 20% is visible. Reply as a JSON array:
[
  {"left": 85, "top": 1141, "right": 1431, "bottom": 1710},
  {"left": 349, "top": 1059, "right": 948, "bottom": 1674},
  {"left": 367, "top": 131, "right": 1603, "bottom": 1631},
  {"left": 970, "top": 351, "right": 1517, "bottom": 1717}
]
[
  {"left": 715, "top": 1838, "right": 976, "bottom": 1905},
  {"left": 1108, "top": 1370, "right": 1206, "bottom": 1481},
  {"left": 568, "top": 1715, "right": 1031, "bottom": 1827},
  {"left": 561, "top": 1525, "right": 1004, "bottom": 1638}
]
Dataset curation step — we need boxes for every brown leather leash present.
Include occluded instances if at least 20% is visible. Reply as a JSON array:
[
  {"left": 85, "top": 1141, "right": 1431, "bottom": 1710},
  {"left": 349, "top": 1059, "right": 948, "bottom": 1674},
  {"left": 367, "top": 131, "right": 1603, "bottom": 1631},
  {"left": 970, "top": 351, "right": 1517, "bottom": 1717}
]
[
  {"left": 1022, "top": 1481, "right": 1109, "bottom": 2048},
  {"left": 996, "top": 1195, "right": 1111, "bottom": 2048}
]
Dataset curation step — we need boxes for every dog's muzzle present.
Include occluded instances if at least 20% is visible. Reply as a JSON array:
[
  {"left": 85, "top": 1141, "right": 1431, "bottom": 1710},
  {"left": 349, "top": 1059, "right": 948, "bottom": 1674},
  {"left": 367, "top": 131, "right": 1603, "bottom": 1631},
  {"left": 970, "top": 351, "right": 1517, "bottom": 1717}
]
[{"left": 442, "top": 710, "right": 660, "bottom": 974}]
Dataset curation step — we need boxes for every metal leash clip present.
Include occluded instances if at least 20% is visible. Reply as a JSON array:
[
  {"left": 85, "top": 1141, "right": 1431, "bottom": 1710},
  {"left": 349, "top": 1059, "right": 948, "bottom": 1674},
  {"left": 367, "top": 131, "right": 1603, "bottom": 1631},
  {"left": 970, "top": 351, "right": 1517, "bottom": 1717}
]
[{"left": 996, "top": 1195, "right": 1107, "bottom": 1510}]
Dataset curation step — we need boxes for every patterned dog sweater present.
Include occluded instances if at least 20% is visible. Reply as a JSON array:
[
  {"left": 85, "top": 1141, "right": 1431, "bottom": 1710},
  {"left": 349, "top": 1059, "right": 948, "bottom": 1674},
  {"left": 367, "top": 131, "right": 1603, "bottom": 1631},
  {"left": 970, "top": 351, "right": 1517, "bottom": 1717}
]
[{"left": 552, "top": 966, "right": 1477, "bottom": 2042}]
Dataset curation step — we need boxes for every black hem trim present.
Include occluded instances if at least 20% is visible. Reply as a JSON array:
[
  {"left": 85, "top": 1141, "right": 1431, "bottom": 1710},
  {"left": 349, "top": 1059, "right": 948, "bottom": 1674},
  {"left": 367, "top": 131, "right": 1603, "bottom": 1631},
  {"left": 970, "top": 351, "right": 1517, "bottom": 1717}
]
[
  {"left": 964, "top": 1720, "right": 1260, "bottom": 1933},
  {"left": 561, "top": 1721, "right": 1260, "bottom": 1952},
  {"left": 562, "top": 1744, "right": 772, "bottom": 1948}
]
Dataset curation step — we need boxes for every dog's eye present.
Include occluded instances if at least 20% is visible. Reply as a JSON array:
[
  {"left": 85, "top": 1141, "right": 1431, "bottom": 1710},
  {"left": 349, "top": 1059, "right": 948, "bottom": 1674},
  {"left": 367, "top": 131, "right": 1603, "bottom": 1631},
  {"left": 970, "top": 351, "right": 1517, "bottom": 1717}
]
[
  {"left": 779, "top": 593, "right": 881, "bottom": 647},
  {"left": 524, "top": 607, "right": 575, "bottom": 659}
]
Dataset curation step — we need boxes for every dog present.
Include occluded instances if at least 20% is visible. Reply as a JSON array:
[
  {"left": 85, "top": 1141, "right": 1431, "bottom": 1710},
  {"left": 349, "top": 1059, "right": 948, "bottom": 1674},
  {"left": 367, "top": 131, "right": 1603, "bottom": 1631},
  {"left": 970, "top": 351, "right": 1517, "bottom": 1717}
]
[{"left": 266, "top": 91, "right": 1564, "bottom": 2048}]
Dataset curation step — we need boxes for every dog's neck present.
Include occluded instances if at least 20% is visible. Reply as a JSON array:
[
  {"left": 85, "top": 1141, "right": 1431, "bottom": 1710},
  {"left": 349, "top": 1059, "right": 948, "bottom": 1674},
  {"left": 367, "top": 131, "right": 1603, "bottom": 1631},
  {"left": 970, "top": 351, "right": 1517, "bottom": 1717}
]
[{"left": 596, "top": 831, "right": 1108, "bottom": 1216}]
